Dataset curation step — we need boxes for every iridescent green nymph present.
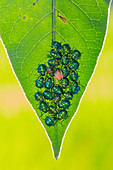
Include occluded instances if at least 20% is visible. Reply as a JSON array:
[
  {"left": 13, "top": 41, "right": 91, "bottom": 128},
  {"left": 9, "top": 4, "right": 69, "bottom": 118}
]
[
  {"left": 62, "top": 44, "right": 71, "bottom": 54},
  {"left": 45, "top": 116, "right": 56, "bottom": 126},
  {"left": 51, "top": 41, "right": 61, "bottom": 53},
  {"left": 45, "top": 78, "right": 53, "bottom": 89},
  {"left": 57, "top": 110, "right": 67, "bottom": 120},
  {"left": 52, "top": 85, "right": 63, "bottom": 95},
  {"left": 35, "top": 92, "right": 44, "bottom": 102},
  {"left": 62, "top": 55, "right": 70, "bottom": 65},
  {"left": 49, "top": 105, "right": 57, "bottom": 115},
  {"left": 38, "top": 64, "right": 47, "bottom": 76},
  {"left": 39, "top": 102, "right": 48, "bottom": 113},
  {"left": 43, "top": 90, "right": 53, "bottom": 100},
  {"left": 63, "top": 91, "right": 73, "bottom": 100},
  {"left": 59, "top": 100, "right": 70, "bottom": 109},
  {"left": 48, "top": 59, "right": 59, "bottom": 67},
  {"left": 71, "top": 50, "right": 81, "bottom": 60},
  {"left": 62, "top": 67, "right": 69, "bottom": 78},
  {"left": 69, "top": 61, "right": 79, "bottom": 70},
  {"left": 70, "top": 71, "right": 78, "bottom": 81},
  {"left": 70, "top": 82, "right": 80, "bottom": 94},
  {"left": 36, "top": 77, "right": 44, "bottom": 88},
  {"left": 61, "top": 78, "right": 69, "bottom": 89}
]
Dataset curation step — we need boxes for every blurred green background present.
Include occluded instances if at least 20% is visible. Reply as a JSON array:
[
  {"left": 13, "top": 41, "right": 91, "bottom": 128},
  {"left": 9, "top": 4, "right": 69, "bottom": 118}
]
[{"left": 0, "top": 5, "right": 113, "bottom": 170}]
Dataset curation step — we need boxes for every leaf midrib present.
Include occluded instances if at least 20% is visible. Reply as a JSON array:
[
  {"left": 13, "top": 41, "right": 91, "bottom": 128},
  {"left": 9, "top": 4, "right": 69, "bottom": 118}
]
[
  {"left": 52, "top": 0, "right": 59, "bottom": 159},
  {"left": 52, "top": 0, "right": 56, "bottom": 41}
]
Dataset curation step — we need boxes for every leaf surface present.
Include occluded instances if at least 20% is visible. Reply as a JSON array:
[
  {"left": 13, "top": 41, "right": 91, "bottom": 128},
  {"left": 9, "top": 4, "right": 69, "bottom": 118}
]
[{"left": 0, "top": 0, "right": 111, "bottom": 159}]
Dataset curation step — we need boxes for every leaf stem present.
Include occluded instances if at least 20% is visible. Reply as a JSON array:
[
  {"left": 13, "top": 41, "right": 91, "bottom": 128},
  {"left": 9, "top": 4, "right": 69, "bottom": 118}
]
[{"left": 52, "top": 0, "right": 55, "bottom": 41}]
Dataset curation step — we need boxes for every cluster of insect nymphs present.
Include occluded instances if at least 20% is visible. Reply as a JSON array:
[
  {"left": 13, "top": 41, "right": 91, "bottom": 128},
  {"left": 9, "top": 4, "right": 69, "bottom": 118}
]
[{"left": 34, "top": 41, "right": 81, "bottom": 127}]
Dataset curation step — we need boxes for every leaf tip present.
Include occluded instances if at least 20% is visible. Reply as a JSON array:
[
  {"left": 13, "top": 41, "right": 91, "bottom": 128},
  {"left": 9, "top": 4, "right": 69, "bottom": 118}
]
[
  {"left": 54, "top": 156, "right": 58, "bottom": 160},
  {"left": 53, "top": 149, "right": 60, "bottom": 160}
]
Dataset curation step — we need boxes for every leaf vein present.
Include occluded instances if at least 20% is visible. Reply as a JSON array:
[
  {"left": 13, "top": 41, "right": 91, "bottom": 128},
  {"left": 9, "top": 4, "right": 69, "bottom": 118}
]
[
  {"left": 21, "top": 31, "right": 52, "bottom": 75},
  {"left": 16, "top": 12, "right": 52, "bottom": 54},
  {"left": 9, "top": 0, "right": 38, "bottom": 43},
  {"left": 69, "top": 0, "right": 97, "bottom": 35}
]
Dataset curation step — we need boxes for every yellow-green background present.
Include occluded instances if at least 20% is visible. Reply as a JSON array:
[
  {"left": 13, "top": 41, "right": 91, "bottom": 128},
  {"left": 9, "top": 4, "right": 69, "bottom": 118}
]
[{"left": 0, "top": 5, "right": 113, "bottom": 170}]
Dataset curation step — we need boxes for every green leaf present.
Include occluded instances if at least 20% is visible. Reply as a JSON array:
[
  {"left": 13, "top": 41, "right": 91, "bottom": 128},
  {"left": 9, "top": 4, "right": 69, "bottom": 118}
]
[{"left": 0, "top": 0, "right": 112, "bottom": 159}]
